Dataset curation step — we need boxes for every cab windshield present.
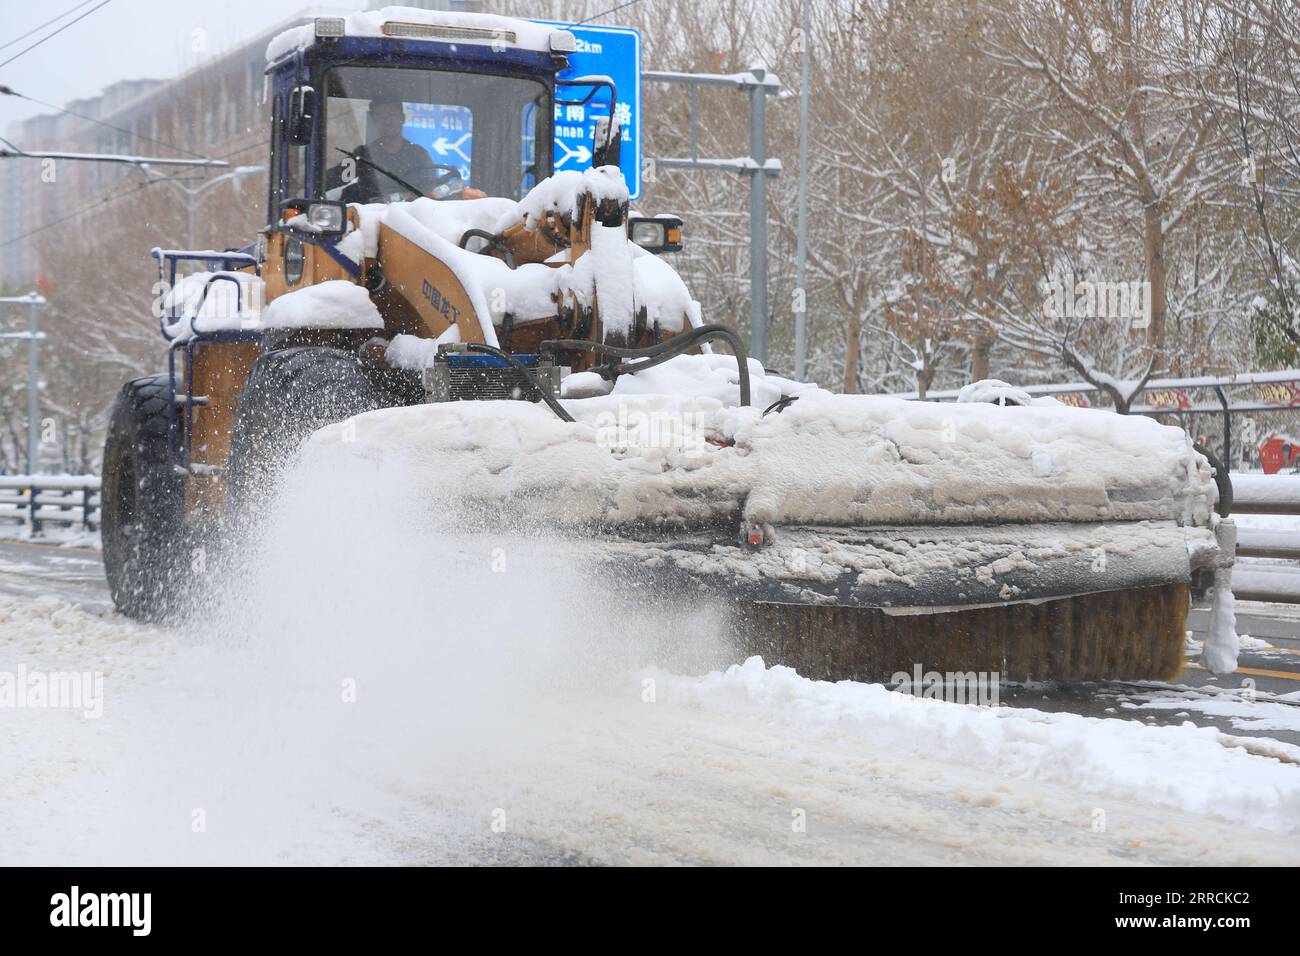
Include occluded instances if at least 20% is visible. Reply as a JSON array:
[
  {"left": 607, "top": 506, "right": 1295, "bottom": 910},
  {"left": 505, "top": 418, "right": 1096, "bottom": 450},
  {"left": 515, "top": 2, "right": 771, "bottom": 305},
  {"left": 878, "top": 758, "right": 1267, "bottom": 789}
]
[{"left": 321, "top": 64, "right": 551, "bottom": 203}]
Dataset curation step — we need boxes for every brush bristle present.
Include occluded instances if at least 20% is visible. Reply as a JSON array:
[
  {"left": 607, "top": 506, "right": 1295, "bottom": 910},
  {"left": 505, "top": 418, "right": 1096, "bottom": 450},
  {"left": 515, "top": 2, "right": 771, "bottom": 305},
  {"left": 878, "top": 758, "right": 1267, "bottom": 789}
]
[{"left": 736, "top": 584, "right": 1188, "bottom": 683}]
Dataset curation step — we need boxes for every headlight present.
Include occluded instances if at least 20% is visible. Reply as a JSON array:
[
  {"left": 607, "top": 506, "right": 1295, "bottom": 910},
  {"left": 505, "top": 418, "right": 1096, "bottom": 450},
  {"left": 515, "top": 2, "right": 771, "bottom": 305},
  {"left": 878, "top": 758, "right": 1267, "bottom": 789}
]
[
  {"left": 281, "top": 198, "right": 347, "bottom": 239},
  {"left": 314, "top": 17, "right": 345, "bottom": 38},
  {"left": 627, "top": 215, "right": 683, "bottom": 254},
  {"left": 307, "top": 202, "right": 344, "bottom": 233},
  {"left": 629, "top": 220, "right": 665, "bottom": 247}
]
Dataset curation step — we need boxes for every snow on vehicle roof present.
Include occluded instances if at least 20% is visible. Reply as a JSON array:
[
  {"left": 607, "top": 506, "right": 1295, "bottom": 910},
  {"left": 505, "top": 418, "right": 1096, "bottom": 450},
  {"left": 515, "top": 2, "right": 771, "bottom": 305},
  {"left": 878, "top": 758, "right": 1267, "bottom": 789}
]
[{"left": 266, "top": 6, "right": 570, "bottom": 64}]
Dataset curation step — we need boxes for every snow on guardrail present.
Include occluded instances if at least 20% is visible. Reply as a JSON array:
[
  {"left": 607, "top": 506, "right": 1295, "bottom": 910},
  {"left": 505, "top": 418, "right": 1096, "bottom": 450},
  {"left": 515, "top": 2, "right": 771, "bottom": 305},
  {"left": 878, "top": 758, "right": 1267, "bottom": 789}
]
[
  {"left": 0, "top": 475, "right": 101, "bottom": 531},
  {"left": 1229, "top": 473, "right": 1300, "bottom": 604},
  {"left": 1231, "top": 473, "right": 1300, "bottom": 515}
]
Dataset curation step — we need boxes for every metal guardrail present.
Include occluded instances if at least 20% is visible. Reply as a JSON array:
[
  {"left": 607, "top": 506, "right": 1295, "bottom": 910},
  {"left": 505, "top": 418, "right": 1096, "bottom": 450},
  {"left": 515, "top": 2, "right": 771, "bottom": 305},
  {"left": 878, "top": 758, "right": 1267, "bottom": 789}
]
[
  {"left": 1228, "top": 474, "right": 1300, "bottom": 604},
  {"left": 1230, "top": 473, "right": 1300, "bottom": 518},
  {"left": 0, "top": 475, "right": 101, "bottom": 532}
]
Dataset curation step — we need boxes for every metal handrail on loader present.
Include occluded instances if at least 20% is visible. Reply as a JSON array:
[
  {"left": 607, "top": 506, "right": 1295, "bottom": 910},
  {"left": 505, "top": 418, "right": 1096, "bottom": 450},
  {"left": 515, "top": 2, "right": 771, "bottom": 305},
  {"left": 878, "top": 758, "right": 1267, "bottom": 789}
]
[{"left": 151, "top": 248, "right": 263, "bottom": 477}]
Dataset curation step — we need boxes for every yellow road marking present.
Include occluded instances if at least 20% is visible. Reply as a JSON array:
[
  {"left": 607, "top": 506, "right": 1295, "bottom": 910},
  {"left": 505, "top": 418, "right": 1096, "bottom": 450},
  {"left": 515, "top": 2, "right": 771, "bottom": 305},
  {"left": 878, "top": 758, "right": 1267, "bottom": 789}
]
[
  {"left": 0, "top": 539, "right": 100, "bottom": 555},
  {"left": 1236, "top": 665, "right": 1300, "bottom": 682},
  {"left": 1186, "top": 661, "right": 1300, "bottom": 682}
]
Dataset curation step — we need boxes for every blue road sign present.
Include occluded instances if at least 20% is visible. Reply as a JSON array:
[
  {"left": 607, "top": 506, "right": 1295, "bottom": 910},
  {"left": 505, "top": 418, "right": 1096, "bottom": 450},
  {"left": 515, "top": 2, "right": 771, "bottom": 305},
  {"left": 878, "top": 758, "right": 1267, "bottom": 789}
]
[
  {"left": 403, "top": 103, "right": 474, "bottom": 185},
  {"left": 536, "top": 21, "right": 642, "bottom": 199}
]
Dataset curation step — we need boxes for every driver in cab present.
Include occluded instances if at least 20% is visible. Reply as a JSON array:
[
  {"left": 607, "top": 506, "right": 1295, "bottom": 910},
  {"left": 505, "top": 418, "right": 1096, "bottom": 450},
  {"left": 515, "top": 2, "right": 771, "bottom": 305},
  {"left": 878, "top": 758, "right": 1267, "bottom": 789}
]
[{"left": 330, "top": 96, "right": 485, "bottom": 201}]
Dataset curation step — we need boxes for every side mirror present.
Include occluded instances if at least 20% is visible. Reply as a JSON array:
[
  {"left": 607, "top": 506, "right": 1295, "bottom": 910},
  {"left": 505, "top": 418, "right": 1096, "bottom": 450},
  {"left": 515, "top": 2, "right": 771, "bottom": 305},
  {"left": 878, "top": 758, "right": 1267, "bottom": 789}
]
[
  {"left": 593, "top": 116, "right": 622, "bottom": 169},
  {"left": 288, "top": 85, "right": 316, "bottom": 145},
  {"left": 627, "top": 214, "right": 683, "bottom": 254},
  {"left": 280, "top": 198, "right": 347, "bottom": 240}
]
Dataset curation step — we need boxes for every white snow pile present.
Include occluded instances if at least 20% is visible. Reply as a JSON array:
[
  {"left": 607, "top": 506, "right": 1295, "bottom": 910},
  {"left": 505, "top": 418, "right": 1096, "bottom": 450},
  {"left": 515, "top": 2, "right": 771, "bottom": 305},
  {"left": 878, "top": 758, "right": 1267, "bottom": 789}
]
[
  {"left": 6, "top": 584, "right": 1297, "bottom": 864},
  {"left": 957, "top": 379, "right": 1032, "bottom": 406},
  {"left": 652, "top": 656, "right": 1300, "bottom": 831},
  {"left": 308, "top": 354, "right": 1218, "bottom": 531},
  {"left": 1124, "top": 687, "right": 1300, "bottom": 737},
  {"left": 266, "top": 6, "right": 568, "bottom": 63},
  {"left": 385, "top": 332, "right": 441, "bottom": 371},
  {"left": 261, "top": 280, "right": 384, "bottom": 331},
  {"left": 344, "top": 196, "right": 515, "bottom": 261},
  {"left": 500, "top": 167, "right": 630, "bottom": 231}
]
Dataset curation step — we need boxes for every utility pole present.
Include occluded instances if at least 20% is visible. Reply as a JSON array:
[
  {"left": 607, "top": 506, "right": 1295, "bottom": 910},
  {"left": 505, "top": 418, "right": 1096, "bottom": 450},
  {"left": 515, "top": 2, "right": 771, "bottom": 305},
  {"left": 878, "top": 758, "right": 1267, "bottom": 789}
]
[
  {"left": 644, "top": 67, "right": 782, "bottom": 364},
  {"left": 793, "top": 0, "right": 811, "bottom": 381},
  {"left": 0, "top": 292, "right": 47, "bottom": 474},
  {"left": 137, "top": 165, "right": 263, "bottom": 249},
  {"left": 747, "top": 65, "right": 771, "bottom": 363}
]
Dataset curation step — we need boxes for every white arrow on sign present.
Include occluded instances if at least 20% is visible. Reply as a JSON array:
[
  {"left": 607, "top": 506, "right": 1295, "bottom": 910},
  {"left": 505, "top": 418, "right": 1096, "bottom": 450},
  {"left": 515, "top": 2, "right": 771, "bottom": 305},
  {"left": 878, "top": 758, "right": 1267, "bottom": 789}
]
[
  {"left": 557, "top": 139, "right": 592, "bottom": 167},
  {"left": 432, "top": 132, "right": 472, "bottom": 162}
]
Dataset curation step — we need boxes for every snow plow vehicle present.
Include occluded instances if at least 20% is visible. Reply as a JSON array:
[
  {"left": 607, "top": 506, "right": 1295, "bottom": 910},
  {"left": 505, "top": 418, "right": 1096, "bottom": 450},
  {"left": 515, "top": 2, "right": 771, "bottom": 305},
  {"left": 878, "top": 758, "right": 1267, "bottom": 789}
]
[{"left": 102, "top": 7, "right": 1235, "bottom": 682}]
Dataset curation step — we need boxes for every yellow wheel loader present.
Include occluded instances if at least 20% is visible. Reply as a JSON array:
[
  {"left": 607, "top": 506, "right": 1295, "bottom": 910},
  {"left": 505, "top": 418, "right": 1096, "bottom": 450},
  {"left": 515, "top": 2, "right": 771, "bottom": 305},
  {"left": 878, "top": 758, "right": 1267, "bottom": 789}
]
[{"left": 101, "top": 7, "right": 1234, "bottom": 682}]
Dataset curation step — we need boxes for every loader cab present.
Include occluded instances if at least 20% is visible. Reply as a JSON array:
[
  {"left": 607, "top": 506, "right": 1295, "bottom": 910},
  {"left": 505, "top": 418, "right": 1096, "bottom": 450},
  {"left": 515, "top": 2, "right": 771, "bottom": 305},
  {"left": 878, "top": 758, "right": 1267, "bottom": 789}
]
[{"left": 266, "top": 16, "right": 570, "bottom": 221}]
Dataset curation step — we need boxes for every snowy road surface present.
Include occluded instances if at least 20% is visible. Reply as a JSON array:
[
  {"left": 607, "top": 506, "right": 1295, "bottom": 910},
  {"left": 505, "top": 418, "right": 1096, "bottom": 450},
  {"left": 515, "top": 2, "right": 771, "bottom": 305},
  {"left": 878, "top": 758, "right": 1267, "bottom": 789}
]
[
  {"left": 1, "top": 534, "right": 1298, "bottom": 865},
  {"left": 0, "top": 539, "right": 112, "bottom": 613}
]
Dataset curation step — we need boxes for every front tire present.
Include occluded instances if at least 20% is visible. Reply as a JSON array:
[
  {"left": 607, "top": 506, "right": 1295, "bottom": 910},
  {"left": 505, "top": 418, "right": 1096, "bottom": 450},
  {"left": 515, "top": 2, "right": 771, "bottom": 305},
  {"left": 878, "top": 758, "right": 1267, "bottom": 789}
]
[{"left": 101, "top": 374, "right": 187, "bottom": 621}]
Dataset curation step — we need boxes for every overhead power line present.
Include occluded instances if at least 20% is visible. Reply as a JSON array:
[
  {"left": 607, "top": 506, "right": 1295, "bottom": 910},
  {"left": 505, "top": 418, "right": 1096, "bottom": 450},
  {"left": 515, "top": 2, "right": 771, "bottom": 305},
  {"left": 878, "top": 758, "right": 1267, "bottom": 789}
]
[
  {"left": 0, "top": 85, "right": 211, "bottom": 162},
  {"left": 574, "top": 0, "right": 645, "bottom": 27},
  {"left": 0, "top": 0, "right": 99, "bottom": 54},
  {"left": 0, "top": 138, "right": 267, "bottom": 250},
  {"left": 0, "top": 0, "right": 113, "bottom": 70}
]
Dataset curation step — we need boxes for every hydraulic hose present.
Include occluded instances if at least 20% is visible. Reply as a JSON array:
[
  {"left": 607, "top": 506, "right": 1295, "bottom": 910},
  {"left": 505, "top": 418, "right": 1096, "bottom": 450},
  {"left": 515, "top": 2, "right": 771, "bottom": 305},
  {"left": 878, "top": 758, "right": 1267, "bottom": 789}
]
[
  {"left": 1193, "top": 440, "right": 1233, "bottom": 518},
  {"left": 543, "top": 324, "right": 751, "bottom": 407},
  {"left": 458, "top": 229, "right": 517, "bottom": 269}
]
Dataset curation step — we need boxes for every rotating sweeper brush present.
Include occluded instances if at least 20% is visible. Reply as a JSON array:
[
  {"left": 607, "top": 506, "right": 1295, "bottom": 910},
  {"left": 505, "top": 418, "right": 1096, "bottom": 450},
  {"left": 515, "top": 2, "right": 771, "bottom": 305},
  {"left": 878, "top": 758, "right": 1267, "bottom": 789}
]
[
  {"left": 100, "top": 6, "right": 1233, "bottom": 682},
  {"left": 296, "top": 358, "right": 1227, "bottom": 684}
]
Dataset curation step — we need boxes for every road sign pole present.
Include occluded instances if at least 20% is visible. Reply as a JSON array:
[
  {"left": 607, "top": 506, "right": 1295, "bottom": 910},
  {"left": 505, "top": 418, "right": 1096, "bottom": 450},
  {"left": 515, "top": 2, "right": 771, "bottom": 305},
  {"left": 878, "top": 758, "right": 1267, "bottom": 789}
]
[
  {"left": 27, "top": 296, "right": 39, "bottom": 474},
  {"left": 794, "top": 0, "right": 811, "bottom": 381},
  {"left": 749, "top": 67, "right": 769, "bottom": 365},
  {"left": 0, "top": 294, "right": 46, "bottom": 473},
  {"left": 644, "top": 68, "right": 782, "bottom": 366}
]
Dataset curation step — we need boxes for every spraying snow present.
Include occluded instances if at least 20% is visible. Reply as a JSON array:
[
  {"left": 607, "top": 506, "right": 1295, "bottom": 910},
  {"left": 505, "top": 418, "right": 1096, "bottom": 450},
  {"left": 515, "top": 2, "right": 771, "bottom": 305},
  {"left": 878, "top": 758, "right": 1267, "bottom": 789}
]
[{"left": 0, "top": 438, "right": 1295, "bottom": 864}]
